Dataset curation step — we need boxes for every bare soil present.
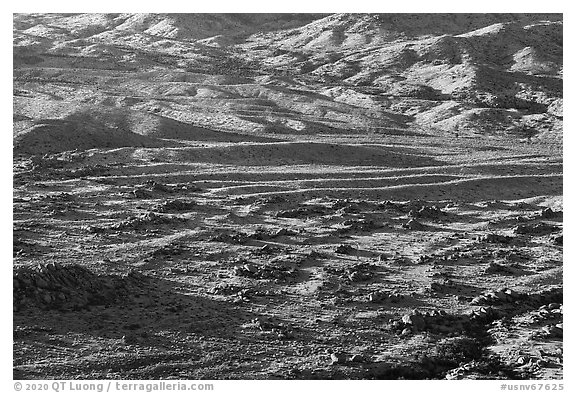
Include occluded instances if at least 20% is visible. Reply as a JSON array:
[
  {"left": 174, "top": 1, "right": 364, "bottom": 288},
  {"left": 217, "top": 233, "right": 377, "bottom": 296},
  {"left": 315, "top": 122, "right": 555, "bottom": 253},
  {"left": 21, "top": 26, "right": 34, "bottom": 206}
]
[
  {"left": 13, "top": 134, "right": 562, "bottom": 379},
  {"left": 13, "top": 13, "right": 562, "bottom": 380}
]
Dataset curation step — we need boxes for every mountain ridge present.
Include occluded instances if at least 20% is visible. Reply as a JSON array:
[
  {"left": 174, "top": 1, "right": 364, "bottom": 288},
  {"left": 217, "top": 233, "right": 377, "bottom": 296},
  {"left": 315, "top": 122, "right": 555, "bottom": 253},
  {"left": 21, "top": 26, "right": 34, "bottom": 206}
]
[{"left": 13, "top": 13, "right": 563, "bottom": 154}]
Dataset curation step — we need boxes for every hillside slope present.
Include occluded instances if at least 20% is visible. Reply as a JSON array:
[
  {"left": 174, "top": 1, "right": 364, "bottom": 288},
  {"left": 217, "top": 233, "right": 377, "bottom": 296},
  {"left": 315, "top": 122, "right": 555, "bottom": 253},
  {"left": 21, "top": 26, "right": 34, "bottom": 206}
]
[{"left": 13, "top": 13, "right": 563, "bottom": 154}]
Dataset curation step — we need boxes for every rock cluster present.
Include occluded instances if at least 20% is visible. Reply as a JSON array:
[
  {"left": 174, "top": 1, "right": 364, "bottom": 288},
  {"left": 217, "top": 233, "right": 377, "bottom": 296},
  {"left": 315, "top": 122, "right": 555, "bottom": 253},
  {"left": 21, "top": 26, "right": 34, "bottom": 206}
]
[
  {"left": 210, "top": 231, "right": 250, "bottom": 244},
  {"left": 477, "top": 233, "right": 514, "bottom": 244},
  {"left": 494, "top": 249, "right": 530, "bottom": 263},
  {"left": 110, "top": 212, "right": 186, "bottom": 231},
  {"left": 13, "top": 263, "right": 146, "bottom": 311},
  {"left": 327, "top": 199, "right": 369, "bottom": 214},
  {"left": 329, "top": 352, "right": 367, "bottom": 365},
  {"left": 378, "top": 200, "right": 399, "bottom": 210},
  {"left": 35, "top": 192, "right": 75, "bottom": 203},
  {"left": 514, "top": 223, "right": 560, "bottom": 235},
  {"left": 255, "top": 195, "right": 287, "bottom": 205},
  {"left": 470, "top": 287, "right": 562, "bottom": 307},
  {"left": 325, "top": 262, "right": 376, "bottom": 283},
  {"left": 533, "top": 302, "right": 563, "bottom": 322},
  {"left": 484, "top": 262, "right": 522, "bottom": 275},
  {"left": 252, "top": 317, "right": 294, "bottom": 339},
  {"left": 540, "top": 207, "right": 561, "bottom": 219},
  {"left": 233, "top": 262, "right": 298, "bottom": 281},
  {"left": 552, "top": 235, "right": 563, "bottom": 245},
  {"left": 368, "top": 290, "right": 406, "bottom": 303},
  {"left": 334, "top": 244, "right": 356, "bottom": 254},
  {"left": 471, "top": 288, "right": 521, "bottom": 305},
  {"left": 210, "top": 283, "right": 245, "bottom": 296},
  {"left": 444, "top": 359, "right": 507, "bottom": 380},
  {"left": 429, "top": 279, "right": 458, "bottom": 293},
  {"left": 248, "top": 227, "right": 298, "bottom": 240},
  {"left": 403, "top": 219, "right": 425, "bottom": 230},
  {"left": 409, "top": 205, "right": 446, "bottom": 220},
  {"left": 337, "top": 218, "right": 382, "bottom": 233},
  {"left": 276, "top": 205, "right": 327, "bottom": 218},
  {"left": 539, "top": 323, "right": 563, "bottom": 339},
  {"left": 396, "top": 307, "right": 504, "bottom": 335},
  {"left": 153, "top": 199, "right": 197, "bottom": 212},
  {"left": 130, "top": 181, "right": 197, "bottom": 199}
]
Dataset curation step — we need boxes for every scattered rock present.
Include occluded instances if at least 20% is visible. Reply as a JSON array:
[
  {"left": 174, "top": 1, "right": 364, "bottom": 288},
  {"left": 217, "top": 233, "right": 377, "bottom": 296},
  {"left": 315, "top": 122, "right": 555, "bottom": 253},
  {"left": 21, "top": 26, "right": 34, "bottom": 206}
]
[
  {"left": 129, "top": 181, "right": 191, "bottom": 199},
  {"left": 276, "top": 205, "right": 327, "bottom": 218},
  {"left": 84, "top": 225, "right": 106, "bottom": 234},
  {"left": 394, "top": 306, "right": 510, "bottom": 336},
  {"left": 131, "top": 188, "right": 152, "bottom": 199},
  {"left": 471, "top": 288, "right": 522, "bottom": 305},
  {"left": 210, "top": 283, "right": 245, "bottom": 296},
  {"left": 210, "top": 231, "right": 250, "bottom": 244},
  {"left": 378, "top": 200, "right": 399, "bottom": 210},
  {"left": 326, "top": 262, "right": 376, "bottom": 283},
  {"left": 253, "top": 317, "right": 294, "bottom": 339},
  {"left": 473, "top": 287, "right": 562, "bottom": 311},
  {"left": 401, "top": 328, "right": 412, "bottom": 337},
  {"left": 330, "top": 352, "right": 348, "bottom": 365},
  {"left": 256, "top": 195, "right": 287, "bottom": 205},
  {"left": 514, "top": 223, "right": 561, "bottom": 236},
  {"left": 233, "top": 262, "right": 298, "bottom": 281},
  {"left": 272, "top": 228, "right": 298, "bottom": 237},
  {"left": 409, "top": 205, "right": 446, "bottom": 220},
  {"left": 540, "top": 208, "right": 561, "bottom": 219},
  {"left": 248, "top": 227, "right": 297, "bottom": 240},
  {"left": 337, "top": 218, "right": 382, "bottom": 233},
  {"left": 350, "top": 354, "right": 366, "bottom": 363},
  {"left": 368, "top": 290, "right": 405, "bottom": 303},
  {"left": 110, "top": 212, "right": 186, "bottom": 231},
  {"left": 402, "top": 310, "right": 426, "bottom": 331},
  {"left": 153, "top": 199, "right": 197, "bottom": 212},
  {"left": 403, "top": 219, "right": 425, "bottom": 230},
  {"left": 478, "top": 233, "right": 514, "bottom": 244},
  {"left": 430, "top": 279, "right": 459, "bottom": 293},
  {"left": 541, "top": 324, "right": 563, "bottom": 339},
  {"left": 335, "top": 244, "right": 356, "bottom": 255}
]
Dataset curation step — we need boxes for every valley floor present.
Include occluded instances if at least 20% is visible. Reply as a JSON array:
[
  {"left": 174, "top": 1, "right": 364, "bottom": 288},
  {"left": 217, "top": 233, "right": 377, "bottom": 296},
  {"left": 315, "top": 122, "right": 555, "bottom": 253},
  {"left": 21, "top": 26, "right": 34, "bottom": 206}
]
[{"left": 13, "top": 133, "right": 563, "bottom": 379}]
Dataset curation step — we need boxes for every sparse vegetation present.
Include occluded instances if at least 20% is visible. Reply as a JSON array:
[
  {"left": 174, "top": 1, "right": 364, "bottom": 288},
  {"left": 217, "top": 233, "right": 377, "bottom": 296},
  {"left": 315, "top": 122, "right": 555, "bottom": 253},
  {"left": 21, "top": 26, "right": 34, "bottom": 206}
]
[{"left": 13, "top": 13, "right": 562, "bottom": 380}]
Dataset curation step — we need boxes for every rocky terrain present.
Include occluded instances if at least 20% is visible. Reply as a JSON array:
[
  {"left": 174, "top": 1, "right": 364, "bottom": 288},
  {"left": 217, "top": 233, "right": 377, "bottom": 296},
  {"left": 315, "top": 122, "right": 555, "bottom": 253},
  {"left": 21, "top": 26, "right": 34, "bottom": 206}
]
[{"left": 13, "top": 13, "right": 562, "bottom": 380}]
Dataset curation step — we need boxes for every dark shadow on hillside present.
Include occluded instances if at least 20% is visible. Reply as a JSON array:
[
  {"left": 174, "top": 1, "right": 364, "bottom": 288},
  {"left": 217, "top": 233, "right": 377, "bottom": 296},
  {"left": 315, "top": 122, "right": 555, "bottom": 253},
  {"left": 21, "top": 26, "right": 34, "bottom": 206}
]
[{"left": 13, "top": 266, "right": 259, "bottom": 378}]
